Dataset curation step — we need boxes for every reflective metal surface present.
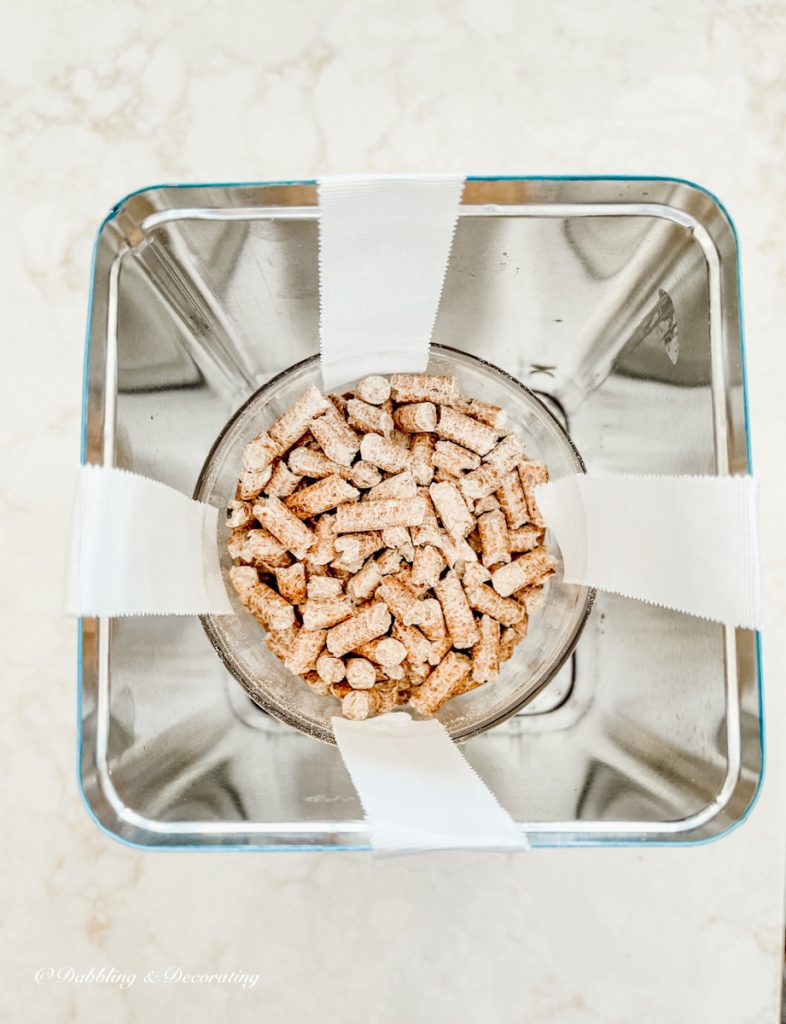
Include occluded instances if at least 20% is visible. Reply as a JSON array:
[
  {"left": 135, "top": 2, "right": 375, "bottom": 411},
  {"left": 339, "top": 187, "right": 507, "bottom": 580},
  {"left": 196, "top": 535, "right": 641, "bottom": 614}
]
[{"left": 80, "top": 178, "right": 760, "bottom": 849}]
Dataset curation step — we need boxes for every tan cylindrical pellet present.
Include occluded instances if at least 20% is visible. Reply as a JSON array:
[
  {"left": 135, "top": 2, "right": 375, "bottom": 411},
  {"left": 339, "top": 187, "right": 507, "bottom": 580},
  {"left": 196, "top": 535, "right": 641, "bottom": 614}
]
[
  {"left": 499, "top": 616, "right": 529, "bottom": 661},
  {"left": 331, "top": 680, "right": 352, "bottom": 699},
  {"left": 394, "top": 567, "right": 429, "bottom": 598},
  {"left": 465, "top": 581, "right": 525, "bottom": 627},
  {"left": 308, "top": 513, "right": 338, "bottom": 565},
  {"left": 508, "top": 526, "right": 543, "bottom": 553},
  {"left": 429, "top": 634, "right": 453, "bottom": 667},
  {"left": 471, "top": 614, "right": 501, "bottom": 683},
  {"left": 310, "top": 404, "right": 361, "bottom": 467},
  {"left": 418, "top": 598, "right": 449, "bottom": 665},
  {"left": 437, "top": 533, "right": 478, "bottom": 571},
  {"left": 229, "top": 566, "right": 296, "bottom": 630},
  {"left": 498, "top": 630, "right": 516, "bottom": 662},
  {"left": 228, "top": 527, "right": 291, "bottom": 568},
  {"left": 432, "top": 439, "right": 481, "bottom": 476},
  {"left": 254, "top": 495, "right": 315, "bottom": 560},
  {"left": 334, "top": 532, "right": 385, "bottom": 563},
  {"left": 284, "top": 628, "right": 327, "bottom": 673},
  {"left": 288, "top": 446, "right": 352, "bottom": 480},
  {"left": 409, "top": 663, "right": 433, "bottom": 688},
  {"left": 410, "top": 544, "right": 445, "bottom": 589},
  {"left": 460, "top": 462, "right": 503, "bottom": 501},
  {"left": 377, "top": 576, "right": 425, "bottom": 627},
  {"left": 347, "top": 398, "right": 394, "bottom": 437},
  {"left": 334, "top": 496, "right": 426, "bottom": 534},
  {"left": 346, "top": 657, "right": 377, "bottom": 689},
  {"left": 368, "top": 470, "right": 417, "bottom": 502},
  {"left": 359, "top": 432, "right": 412, "bottom": 474},
  {"left": 392, "top": 620, "right": 432, "bottom": 665},
  {"left": 484, "top": 433, "right": 525, "bottom": 472},
  {"left": 381, "top": 664, "right": 406, "bottom": 684},
  {"left": 307, "top": 576, "right": 344, "bottom": 600},
  {"left": 435, "top": 406, "right": 500, "bottom": 456},
  {"left": 316, "top": 652, "right": 346, "bottom": 685},
  {"left": 265, "top": 460, "right": 302, "bottom": 498},
  {"left": 350, "top": 460, "right": 383, "bottom": 489},
  {"left": 355, "top": 637, "right": 407, "bottom": 667},
  {"left": 330, "top": 564, "right": 357, "bottom": 583},
  {"left": 326, "top": 602, "right": 392, "bottom": 657},
  {"left": 327, "top": 392, "right": 348, "bottom": 415},
  {"left": 347, "top": 558, "right": 383, "bottom": 601},
  {"left": 238, "top": 464, "right": 273, "bottom": 500},
  {"left": 462, "top": 560, "right": 492, "bottom": 588},
  {"left": 382, "top": 526, "right": 414, "bottom": 562},
  {"left": 375, "top": 548, "right": 403, "bottom": 576},
  {"left": 429, "top": 481, "right": 475, "bottom": 540},
  {"left": 410, "top": 433, "right": 435, "bottom": 486},
  {"left": 496, "top": 471, "right": 530, "bottom": 529},
  {"left": 355, "top": 375, "right": 391, "bottom": 405},
  {"left": 268, "top": 386, "right": 331, "bottom": 453},
  {"left": 390, "top": 428, "right": 411, "bottom": 448},
  {"left": 284, "top": 475, "right": 360, "bottom": 519},
  {"left": 304, "top": 673, "right": 333, "bottom": 696},
  {"left": 390, "top": 373, "right": 460, "bottom": 406},
  {"left": 409, "top": 651, "right": 472, "bottom": 716},
  {"left": 491, "top": 548, "right": 557, "bottom": 597},
  {"left": 473, "top": 493, "right": 500, "bottom": 516},
  {"left": 302, "top": 596, "right": 354, "bottom": 630},
  {"left": 274, "top": 562, "right": 307, "bottom": 605},
  {"left": 227, "top": 499, "right": 253, "bottom": 529},
  {"left": 451, "top": 674, "right": 482, "bottom": 698},
  {"left": 410, "top": 491, "right": 442, "bottom": 547},
  {"left": 454, "top": 395, "right": 507, "bottom": 431},
  {"left": 435, "top": 570, "right": 480, "bottom": 649},
  {"left": 406, "top": 660, "right": 432, "bottom": 686},
  {"left": 517, "top": 585, "right": 546, "bottom": 613},
  {"left": 342, "top": 689, "right": 380, "bottom": 720},
  {"left": 518, "top": 459, "right": 549, "bottom": 528},
  {"left": 393, "top": 402, "right": 438, "bottom": 433},
  {"left": 263, "top": 623, "right": 300, "bottom": 660},
  {"left": 433, "top": 468, "right": 456, "bottom": 485},
  {"left": 242, "top": 431, "right": 281, "bottom": 473},
  {"left": 478, "top": 509, "right": 511, "bottom": 568}
]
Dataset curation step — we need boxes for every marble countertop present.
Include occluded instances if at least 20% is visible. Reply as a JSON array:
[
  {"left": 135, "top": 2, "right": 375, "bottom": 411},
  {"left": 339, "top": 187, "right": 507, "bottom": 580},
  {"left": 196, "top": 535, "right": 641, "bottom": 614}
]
[{"left": 3, "top": 1, "right": 786, "bottom": 1021}]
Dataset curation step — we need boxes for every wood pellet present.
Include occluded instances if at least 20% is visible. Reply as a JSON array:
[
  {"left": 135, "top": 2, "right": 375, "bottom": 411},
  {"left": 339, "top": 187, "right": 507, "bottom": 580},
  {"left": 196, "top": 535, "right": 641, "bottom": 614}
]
[{"left": 227, "top": 374, "right": 554, "bottom": 720}]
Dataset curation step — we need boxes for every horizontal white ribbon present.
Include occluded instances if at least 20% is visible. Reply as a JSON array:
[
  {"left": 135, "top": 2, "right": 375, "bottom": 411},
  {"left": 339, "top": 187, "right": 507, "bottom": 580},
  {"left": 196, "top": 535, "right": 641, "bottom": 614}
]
[
  {"left": 536, "top": 474, "right": 761, "bottom": 630},
  {"left": 66, "top": 464, "right": 232, "bottom": 617}
]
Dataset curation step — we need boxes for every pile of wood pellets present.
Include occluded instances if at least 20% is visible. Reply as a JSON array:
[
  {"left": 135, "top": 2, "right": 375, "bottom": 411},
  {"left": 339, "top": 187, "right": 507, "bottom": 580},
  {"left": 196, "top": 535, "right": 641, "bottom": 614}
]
[{"left": 226, "top": 373, "right": 556, "bottom": 720}]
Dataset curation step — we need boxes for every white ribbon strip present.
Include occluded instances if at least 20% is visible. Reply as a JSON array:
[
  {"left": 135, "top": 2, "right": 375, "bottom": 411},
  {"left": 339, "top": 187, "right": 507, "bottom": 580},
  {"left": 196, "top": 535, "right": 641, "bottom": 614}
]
[
  {"left": 66, "top": 464, "right": 232, "bottom": 617},
  {"left": 332, "top": 712, "right": 527, "bottom": 853},
  {"left": 536, "top": 474, "right": 761, "bottom": 629},
  {"left": 317, "top": 173, "right": 464, "bottom": 391}
]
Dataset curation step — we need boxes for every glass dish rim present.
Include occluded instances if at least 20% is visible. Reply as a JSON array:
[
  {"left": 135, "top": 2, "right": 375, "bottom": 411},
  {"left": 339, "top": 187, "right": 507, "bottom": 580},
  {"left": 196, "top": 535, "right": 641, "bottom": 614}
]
[{"left": 194, "top": 343, "right": 596, "bottom": 745}]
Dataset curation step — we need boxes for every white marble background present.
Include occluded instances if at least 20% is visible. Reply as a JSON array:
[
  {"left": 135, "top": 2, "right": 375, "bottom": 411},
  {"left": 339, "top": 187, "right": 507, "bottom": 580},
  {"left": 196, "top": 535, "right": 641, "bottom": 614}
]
[{"left": 2, "top": 1, "right": 785, "bottom": 1021}]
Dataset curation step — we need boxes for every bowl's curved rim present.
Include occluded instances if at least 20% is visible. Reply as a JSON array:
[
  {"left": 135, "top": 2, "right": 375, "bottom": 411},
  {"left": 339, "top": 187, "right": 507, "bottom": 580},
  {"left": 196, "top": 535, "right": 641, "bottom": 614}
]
[{"left": 194, "top": 345, "right": 596, "bottom": 745}]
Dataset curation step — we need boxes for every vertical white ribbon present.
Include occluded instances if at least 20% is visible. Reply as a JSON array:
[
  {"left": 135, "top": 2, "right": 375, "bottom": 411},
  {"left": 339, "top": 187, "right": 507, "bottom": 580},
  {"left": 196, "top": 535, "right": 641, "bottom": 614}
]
[
  {"left": 317, "top": 174, "right": 465, "bottom": 391},
  {"left": 332, "top": 712, "right": 527, "bottom": 853}
]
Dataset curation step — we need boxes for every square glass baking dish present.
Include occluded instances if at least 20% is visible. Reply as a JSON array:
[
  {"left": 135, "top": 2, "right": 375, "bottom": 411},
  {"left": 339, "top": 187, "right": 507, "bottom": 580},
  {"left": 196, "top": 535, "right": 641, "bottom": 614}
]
[{"left": 78, "top": 176, "right": 761, "bottom": 850}]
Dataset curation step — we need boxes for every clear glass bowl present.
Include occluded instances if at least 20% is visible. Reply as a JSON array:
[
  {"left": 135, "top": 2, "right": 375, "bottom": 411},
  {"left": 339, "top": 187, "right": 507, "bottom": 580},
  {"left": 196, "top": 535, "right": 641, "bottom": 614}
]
[{"left": 195, "top": 345, "right": 594, "bottom": 743}]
